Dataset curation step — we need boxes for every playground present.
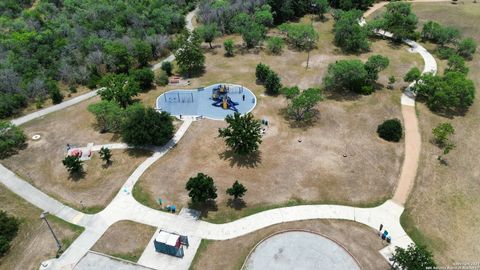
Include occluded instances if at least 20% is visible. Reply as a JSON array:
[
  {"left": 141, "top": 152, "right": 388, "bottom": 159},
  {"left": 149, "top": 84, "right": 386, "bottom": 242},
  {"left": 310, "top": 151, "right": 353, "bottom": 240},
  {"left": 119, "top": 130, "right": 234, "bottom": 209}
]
[{"left": 156, "top": 84, "right": 256, "bottom": 120}]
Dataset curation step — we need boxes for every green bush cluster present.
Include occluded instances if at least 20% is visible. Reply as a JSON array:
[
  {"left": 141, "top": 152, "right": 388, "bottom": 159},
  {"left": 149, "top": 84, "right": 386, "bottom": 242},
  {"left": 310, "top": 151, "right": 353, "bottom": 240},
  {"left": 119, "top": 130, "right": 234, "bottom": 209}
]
[
  {"left": 377, "top": 119, "right": 403, "bottom": 142},
  {"left": 0, "top": 211, "right": 19, "bottom": 257},
  {"left": 255, "top": 63, "right": 282, "bottom": 95}
]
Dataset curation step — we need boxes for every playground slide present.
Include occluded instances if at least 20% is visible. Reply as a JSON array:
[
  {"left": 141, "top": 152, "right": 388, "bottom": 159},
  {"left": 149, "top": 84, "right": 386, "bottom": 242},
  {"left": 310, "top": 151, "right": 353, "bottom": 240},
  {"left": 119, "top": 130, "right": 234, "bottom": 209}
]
[
  {"left": 227, "top": 100, "right": 239, "bottom": 112},
  {"left": 212, "top": 100, "right": 223, "bottom": 107}
]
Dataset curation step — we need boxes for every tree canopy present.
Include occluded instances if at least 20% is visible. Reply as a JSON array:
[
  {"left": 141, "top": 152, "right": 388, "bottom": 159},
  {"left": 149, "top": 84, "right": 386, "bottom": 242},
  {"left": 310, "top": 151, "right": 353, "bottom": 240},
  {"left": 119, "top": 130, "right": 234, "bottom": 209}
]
[
  {"left": 185, "top": 173, "right": 218, "bottom": 204},
  {"left": 282, "top": 87, "right": 323, "bottom": 122},
  {"left": 174, "top": 33, "right": 206, "bottom": 76},
  {"left": 279, "top": 23, "right": 319, "bottom": 51},
  {"left": 99, "top": 74, "right": 140, "bottom": 108},
  {"left": 324, "top": 59, "right": 368, "bottom": 93},
  {"left": 218, "top": 112, "right": 262, "bottom": 155},
  {"left": 0, "top": 121, "right": 26, "bottom": 159},
  {"left": 0, "top": 0, "right": 190, "bottom": 118},
  {"left": 415, "top": 72, "right": 475, "bottom": 114},
  {"left": 333, "top": 9, "right": 369, "bottom": 52},
  {"left": 392, "top": 244, "right": 436, "bottom": 270},
  {"left": 378, "top": 2, "right": 418, "bottom": 40},
  {"left": 121, "top": 104, "right": 174, "bottom": 146},
  {"left": 88, "top": 100, "right": 124, "bottom": 133}
]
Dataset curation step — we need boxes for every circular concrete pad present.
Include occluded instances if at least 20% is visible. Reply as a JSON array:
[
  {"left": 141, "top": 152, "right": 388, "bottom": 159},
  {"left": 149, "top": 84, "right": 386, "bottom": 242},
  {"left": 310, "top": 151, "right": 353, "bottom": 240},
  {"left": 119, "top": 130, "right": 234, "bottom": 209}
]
[{"left": 245, "top": 231, "right": 360, "bottom": 270}]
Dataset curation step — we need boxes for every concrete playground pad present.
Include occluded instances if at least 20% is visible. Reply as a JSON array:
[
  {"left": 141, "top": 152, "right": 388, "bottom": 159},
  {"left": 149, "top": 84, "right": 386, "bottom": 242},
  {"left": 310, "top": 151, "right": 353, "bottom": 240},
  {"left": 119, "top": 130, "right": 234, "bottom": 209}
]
[
  {"left": 156, "top": 83, "right": 256, "bottom": 120},
  {"left": 244, "top": 231, "right": 360, "bottom": 270}
]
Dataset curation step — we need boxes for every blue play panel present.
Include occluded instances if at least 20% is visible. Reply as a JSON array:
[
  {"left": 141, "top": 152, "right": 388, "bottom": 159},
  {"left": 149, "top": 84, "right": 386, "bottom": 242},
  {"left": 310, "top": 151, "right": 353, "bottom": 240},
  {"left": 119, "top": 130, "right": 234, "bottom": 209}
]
[{"left": 156, "top": 84, "right": 257, "bottom": 120}]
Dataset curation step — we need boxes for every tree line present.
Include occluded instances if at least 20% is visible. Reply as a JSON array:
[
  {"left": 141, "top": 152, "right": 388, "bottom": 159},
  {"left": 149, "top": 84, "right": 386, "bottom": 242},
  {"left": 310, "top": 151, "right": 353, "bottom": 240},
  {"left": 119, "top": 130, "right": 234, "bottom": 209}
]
[{"left": 0, "top": 0, "right": 194, "bottom": 119}]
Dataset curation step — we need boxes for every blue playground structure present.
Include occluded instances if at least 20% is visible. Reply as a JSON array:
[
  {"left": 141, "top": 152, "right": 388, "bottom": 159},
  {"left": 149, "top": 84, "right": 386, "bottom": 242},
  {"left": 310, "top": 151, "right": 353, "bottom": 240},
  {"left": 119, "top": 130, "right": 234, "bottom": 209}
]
[
  {"left": 211, "top": 84, "right": 239, "bottom": 112},
  {"left": 156, "top": 83, "right": 256, "bottom": 120}
]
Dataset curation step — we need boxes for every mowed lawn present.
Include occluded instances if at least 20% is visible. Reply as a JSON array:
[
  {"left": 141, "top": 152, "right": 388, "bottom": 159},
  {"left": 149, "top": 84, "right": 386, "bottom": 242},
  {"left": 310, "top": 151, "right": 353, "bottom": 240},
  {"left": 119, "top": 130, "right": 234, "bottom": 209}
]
[
  {"left": 190, "top": 220, "right": 389, "bottom": 270},
  {"left": 1, "top": 97, "right": 152, "bottom": 213},
  {"left": 134, "top": 14, "right": 425, "bottom": 222},
  {"left": 0, "top": 184, "right": 83, "bottom": 270},
  {"left": 401, "top": 2, "right": 480, "bottom": 265}
]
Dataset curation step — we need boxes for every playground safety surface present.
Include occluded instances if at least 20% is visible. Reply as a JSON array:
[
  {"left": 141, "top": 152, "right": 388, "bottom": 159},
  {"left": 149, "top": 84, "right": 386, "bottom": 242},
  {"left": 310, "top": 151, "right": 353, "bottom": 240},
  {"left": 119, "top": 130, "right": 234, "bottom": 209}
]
[{"left": 156, "top": 84, "right": 256, "bottom": 120}]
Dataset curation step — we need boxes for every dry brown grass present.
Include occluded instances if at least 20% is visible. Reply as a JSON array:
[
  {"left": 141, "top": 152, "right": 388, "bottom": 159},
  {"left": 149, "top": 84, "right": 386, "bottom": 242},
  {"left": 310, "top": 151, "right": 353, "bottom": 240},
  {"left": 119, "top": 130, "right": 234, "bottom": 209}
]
[
  {"left": 134, "top": 14, "right": 425, "bottom": 222},
  {"left": 395, "top": 2, "right": 480, "bottom": 265},
  {"left": 0, "top": 184, "right": 83, "bottom": 270},
  {"left": 1, "top": 98, "right": 151, "bottom": 212},
  {"left": 137, "top": 89, "right": 404, "bottom": 222},
  {"left": 190, "top": 219, "right": 389, "bottom": 270},
  {"left": 91, "top": 221, "right": 156, "bottom": 262}
]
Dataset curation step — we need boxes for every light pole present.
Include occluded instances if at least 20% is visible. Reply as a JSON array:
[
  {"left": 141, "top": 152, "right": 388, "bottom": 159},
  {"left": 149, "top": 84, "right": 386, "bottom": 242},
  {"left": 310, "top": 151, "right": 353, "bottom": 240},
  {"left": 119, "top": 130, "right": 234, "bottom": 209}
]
[{"left": 40, "top": 212, "right": 62, "bottom": 252}]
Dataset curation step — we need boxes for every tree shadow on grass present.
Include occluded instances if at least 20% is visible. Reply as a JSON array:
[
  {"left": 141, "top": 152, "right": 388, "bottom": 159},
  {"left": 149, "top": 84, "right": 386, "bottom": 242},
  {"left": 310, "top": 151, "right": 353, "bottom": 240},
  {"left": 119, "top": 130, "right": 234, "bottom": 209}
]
[
  {"left": 0, "top": 142, "right": 28, "bottom": 160},
  {"left": 227, "top": 198, "right": 247, "bottom": 210},
  {"left": 278, "top": 107, "right": 319, "bottom": 129},
  {"left": 125, "top": 148, "right": 152, "bottom": 158},
  {"left": 188, "top": 200, "right": 218, "bottom": 219},
  {"left": 68, "top": 170, "right": 86, "bottom": 182},
  {"left": 324, "top": 89, "right": 362, "bottom": 102},
  {"left": 218, "top": 150, "right": 262, "bottom": 168}
]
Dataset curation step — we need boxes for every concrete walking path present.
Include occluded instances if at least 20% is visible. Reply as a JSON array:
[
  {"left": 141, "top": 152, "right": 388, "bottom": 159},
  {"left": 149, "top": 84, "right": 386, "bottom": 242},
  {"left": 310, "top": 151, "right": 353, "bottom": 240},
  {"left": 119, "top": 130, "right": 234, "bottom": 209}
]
[{"left": 11, "top": 90, "right": 100, "bottom": 126}]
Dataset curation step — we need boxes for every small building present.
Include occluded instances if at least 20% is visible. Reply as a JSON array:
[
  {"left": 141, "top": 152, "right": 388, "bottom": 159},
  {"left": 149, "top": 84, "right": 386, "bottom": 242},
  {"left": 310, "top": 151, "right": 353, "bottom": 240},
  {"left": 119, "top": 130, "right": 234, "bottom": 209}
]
[{"left": 153, "top": 230, "right": 188, "bottom": 258}]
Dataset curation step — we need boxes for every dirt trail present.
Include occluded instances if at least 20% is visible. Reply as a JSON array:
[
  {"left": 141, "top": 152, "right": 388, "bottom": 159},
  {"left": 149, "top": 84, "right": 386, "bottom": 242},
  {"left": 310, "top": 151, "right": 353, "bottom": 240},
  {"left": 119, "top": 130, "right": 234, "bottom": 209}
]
[{"left": 393, "top": 106, "right": 421, "bottom": 204}]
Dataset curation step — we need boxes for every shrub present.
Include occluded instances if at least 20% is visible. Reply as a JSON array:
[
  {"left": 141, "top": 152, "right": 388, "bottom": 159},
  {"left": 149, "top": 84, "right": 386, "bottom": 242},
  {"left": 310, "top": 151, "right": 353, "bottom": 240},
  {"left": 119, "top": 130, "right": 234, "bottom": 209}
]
[
  {"left": 361, "top": 85, "right": 374, "bottom": 95},
  {"left": 266, "top": 37, "right": 285, "bottom": 55},
  {"left": 265, "top": 71, "right": 282, "bottom": 95},
  {"left": 0, "top": 93, "right": 27, "bottom": 119},
  {"left": 131, "top": 68, "right": 155, "bottom": 91},
  {"left": 436, "top": 46, "right": 456, "bottom": 60},
  {"left": 255, "top": 63, "right": 271, "bottom": 83},
  {"left": 0, "top": 121, "right": 26, "bottom": 158},
  {"left": 432, "top": 122, "right": 454, "bottom": 146},
  {"left": 457, "top": 38, "right": 477, "bottom": 59},
  {"left": 155, "top": 70, "right": 169, "bottom": 86},
  {"left": 68, "top": 85, "right": 77, "bottom": 93},
  {"left": 0, "top": 210, "right": 19, "bottom": 257},
  {"left": 49, "top": 87, "right": 64, "bottom": 105},
  {"left": 446, "top": 54, "right": 469, "bottom": 74},
  {"left": 226, "top": 180, "right": 247, "bottom": 199},
  {"left": 161, "top": 61, "right": 173, "bottom": 76},
  {"left": 377, "top": 119, "right": 402, "bottom": 142},
  {"left": 224, "top": 39, "right": 235, "bottom": 57}
]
